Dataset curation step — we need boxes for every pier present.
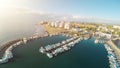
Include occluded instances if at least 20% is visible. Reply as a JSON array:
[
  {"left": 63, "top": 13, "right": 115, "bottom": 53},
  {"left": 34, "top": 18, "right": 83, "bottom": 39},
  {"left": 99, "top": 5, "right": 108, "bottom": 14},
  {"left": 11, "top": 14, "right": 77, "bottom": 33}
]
[
  {"left": 106, "top": 40, "right": 120, "bottom": 68},
  {"left": 0, "top": 39, "right": 22, "bottom": 57},
  {"left": 0, "top": 39, "right": 23, "bottom": 64},
  {"left": 39, "top": 37, "right": 82, "bottom": 58}
]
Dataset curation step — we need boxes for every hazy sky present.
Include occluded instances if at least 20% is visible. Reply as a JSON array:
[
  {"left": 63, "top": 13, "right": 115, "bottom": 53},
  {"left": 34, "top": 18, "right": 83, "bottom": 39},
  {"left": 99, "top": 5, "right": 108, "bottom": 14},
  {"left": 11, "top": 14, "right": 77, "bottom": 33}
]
[{"left": 0, "top": 0, "right": 120, "bottom": 21}]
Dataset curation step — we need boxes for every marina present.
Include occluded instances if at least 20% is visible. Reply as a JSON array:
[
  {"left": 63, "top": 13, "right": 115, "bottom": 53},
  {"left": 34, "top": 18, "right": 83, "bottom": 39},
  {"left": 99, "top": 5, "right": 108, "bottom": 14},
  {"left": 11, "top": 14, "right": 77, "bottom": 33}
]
[
  {"left": 94, "top": 33, "right": 120, "bottom": 68},
  {"left": 0, "top": 36, "right": 109, "bottom": 68},
  {"left": 0, "top": 34, "right": 70, "bottom": 64},
  {"left": 0, "top": 32, "right": 119, "bottom": 68}
]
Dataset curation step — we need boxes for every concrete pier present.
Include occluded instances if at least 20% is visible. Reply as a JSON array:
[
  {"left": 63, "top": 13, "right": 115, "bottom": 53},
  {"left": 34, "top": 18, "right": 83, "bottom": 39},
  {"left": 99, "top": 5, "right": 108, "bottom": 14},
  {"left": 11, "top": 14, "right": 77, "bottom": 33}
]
[
  {"left": 107, "top": 40, "right": 120, "bottom": 66},
  {"left": 0, "top": 40, "right": 23, "bottom": 64},
  {"left": 40, "top": 37, "right": 82, "bottom": 58}
]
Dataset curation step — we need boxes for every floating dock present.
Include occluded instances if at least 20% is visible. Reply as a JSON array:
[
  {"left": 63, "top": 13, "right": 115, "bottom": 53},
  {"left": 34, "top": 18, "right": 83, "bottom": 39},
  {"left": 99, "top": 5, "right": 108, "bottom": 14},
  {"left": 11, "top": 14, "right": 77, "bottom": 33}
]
[{"left": 39, "top": 37, "right": 82, "bottom": 58}]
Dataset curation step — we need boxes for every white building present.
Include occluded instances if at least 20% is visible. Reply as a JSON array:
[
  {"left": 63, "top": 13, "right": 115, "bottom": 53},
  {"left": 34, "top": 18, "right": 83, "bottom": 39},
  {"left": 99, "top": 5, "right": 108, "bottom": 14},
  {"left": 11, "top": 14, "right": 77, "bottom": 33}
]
[
  {"left": 95, "top": 32, "right": 112, "bottom": 39},
  {"left": 54, "top": 22, "right": 59, "bottom": 27},
  {"left": 64, "top": 22, "right": 71, "bottom": 29},
  {"left": 51, "top": 22, "right": 55, "bottom": 27},
  {"left": 97, "top": 26, "right": 108, "bottom": 31},
  {"left": 59, "top": 21, "right": 64, "bottom": 28},
  {"left": 23, "top": 38, "right": 27, "bottom": 44},
  {"left": 72, "top": 28, "right": 83, "bottom": 32},
  {"left": 113, "top": 25, "right": 120, "bottom": 29}
]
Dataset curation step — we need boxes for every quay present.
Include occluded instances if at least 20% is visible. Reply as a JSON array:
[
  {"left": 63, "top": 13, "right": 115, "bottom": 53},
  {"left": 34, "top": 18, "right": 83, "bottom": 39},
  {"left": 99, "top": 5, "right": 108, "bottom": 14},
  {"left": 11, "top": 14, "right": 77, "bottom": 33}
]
[
  {"left": 104, "top": 44, "right": 120, "bottom": 68},
  {"left": 107, "top": 40, "right": 120, "bottom": 68}
]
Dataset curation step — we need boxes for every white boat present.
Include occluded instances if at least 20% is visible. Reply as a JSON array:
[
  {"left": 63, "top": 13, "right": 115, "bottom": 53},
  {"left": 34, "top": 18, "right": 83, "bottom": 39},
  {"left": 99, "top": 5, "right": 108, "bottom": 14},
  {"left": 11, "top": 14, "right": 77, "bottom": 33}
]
[
  {"left": 39, "top": 47, "right": 45, "bottom": 53},
  {"left": 46, "top": 53, "right": 53, "bottom": 58},
  {"left": 94, "top": 39, "right": 99, "bottom": 44}
]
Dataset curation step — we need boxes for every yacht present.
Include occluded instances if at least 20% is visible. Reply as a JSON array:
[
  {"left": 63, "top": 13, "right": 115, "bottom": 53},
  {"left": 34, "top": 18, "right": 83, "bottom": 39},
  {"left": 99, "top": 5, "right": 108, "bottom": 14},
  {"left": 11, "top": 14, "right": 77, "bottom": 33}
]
[
  {"left": 94, "top": 39, "right": 99, "bottom": 44},
  {"left": 46, "top": 53, "right": 53, "bottom": 58},
  {"left": 39, "top": 47, "right": 45, "bottom": 53}
]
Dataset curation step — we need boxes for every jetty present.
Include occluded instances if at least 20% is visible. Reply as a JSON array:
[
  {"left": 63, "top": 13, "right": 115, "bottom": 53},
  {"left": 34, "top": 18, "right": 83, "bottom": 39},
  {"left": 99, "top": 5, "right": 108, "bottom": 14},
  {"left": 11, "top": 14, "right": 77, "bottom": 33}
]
[
  {"left": 107, "top": 40, "right": 120, "bottom": 66},
  {"left": 39, "top": 37, "right": 82, "bottom": 58},
  {"left": 0, "top": 39, "right": 23, "bottom": 64},
  {"left": 104, "top": 44, "right": 120, "bottom": 68}
]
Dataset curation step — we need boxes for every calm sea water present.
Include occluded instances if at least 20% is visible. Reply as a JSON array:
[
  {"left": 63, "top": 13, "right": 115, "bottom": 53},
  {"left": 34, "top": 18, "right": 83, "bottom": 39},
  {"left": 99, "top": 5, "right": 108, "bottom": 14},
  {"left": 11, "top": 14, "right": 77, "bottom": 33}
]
[{"left": 0, "top": 35, "right": 110, "bottom": 68}]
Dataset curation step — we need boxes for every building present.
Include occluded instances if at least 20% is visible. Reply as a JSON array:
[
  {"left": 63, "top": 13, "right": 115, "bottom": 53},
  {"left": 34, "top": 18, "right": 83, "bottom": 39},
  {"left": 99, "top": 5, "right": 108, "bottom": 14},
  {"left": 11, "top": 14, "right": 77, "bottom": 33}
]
[
  {"left": 51, "top": 22, "right": 55, "bottom": 27},
  {"left": 48, "top": 21, "right": 71, "bottom": 30},
  {"left": 64, "top": 22, "right": 71, "bottom": 29},
  {"left": 59, "top": 21, "right": 64, "bottom": 28},
  {"left": 95, "top": 32, "right": 112, "bottom": 39},
  {"left": 72, "top": 28, "right": 83, "bottom": 32},
  {"left": 113, "top": 25, "right": 120, "bottom": 29},
  {"left": 54, "top": 21, "right": 59, "bottom": 27},
  {"left": 97, "top": 26, "right": 108, "bottom": 31},
  {"left": 23, "top": 38, "right": 27, "bottom": 44}
]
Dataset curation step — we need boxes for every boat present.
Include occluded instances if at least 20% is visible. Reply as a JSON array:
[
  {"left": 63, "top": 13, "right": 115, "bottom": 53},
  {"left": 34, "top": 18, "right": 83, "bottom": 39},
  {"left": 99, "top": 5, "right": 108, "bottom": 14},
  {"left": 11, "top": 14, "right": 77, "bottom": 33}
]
[
  {"left": 104, "top": 44, "right": 120, "bottom": 68},
  {"left": 46, "top": 53, "right": 53, "bottom": 58},
  {"left": 39, "top": 47, "right": 45, "bottom": 53},
  {"left": 94, "top": 39, "right": 99, "bottom": 44}
]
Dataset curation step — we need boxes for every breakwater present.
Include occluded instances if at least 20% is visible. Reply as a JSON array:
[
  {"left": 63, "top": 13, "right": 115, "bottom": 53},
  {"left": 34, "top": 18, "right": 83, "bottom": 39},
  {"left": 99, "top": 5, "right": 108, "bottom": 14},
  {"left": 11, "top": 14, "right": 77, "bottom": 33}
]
[
  {"left": 0, "top": 40, "right": 23, "bottom": 64},
  {"left": 0, "top": 33, "right": 49, "bottom": 64},
  {"left": 0, "top": 33, "right": 71, "bottom": 64}
]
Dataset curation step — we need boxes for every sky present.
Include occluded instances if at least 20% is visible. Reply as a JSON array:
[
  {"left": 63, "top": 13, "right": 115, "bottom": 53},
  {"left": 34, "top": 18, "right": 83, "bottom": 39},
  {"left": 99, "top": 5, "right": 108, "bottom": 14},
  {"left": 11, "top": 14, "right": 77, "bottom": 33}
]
[{"left": 0, "top": 0, "right": 120, "bottom": 23}]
